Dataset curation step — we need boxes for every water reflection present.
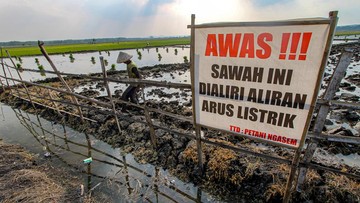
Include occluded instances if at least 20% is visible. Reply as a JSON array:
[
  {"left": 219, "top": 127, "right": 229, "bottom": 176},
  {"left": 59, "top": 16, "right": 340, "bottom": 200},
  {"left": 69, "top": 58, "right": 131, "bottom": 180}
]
[{"left": 0, "top": 103, "right": 214, "bottom": 202}]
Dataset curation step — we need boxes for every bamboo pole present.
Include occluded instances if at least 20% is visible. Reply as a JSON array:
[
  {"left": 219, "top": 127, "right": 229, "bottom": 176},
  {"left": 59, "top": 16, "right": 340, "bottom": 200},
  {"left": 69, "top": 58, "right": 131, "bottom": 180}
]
[
  {"left": 296, "top": 48, "right": 353, "bottom": 191},
  {"left": 142, "top": 87, "right": 157, "bottom": 148},
  {"left": 0, "top": 47, "right": 11, "bottom": 94},
  {"left": 38, "top": 41, "right": 84, "bottom": 122},
  {"left": 100, "top": 56, "right": 122, "bottom": 133},
  {"left": 5, "top": 50, "right": 37, "bottom": 110},
  {"left": 11, "top": 93, "right": 97, "bottom": 122},
  {"left": 5, "top": 65, "right": 191, "bottom": 89},
  {"left": 4, "top": 60, "right": 23, "bottom": 99},
  {"left": 189, "top": 14, "right": 204, "bottom": 174},
  {"left": 0, "top": 74, "right": 112, "bottom": 108},
  {"left": 0, "top": 70, "right": 5, "bottom": 92},
  {"left": 283, "top": 11, "right": 339, "bottom": 203}
]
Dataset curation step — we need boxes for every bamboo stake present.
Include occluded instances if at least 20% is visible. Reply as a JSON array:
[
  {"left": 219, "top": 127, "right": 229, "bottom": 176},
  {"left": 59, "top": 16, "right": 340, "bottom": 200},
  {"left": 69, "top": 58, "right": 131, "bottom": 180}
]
[
  {"left": 0, "top": 74, "right": 6, "bottom": 93},
  {"left": 189, "top": 14, "right": 204, "bottom": 174},
  {"left": 0, "top": 47, "right": 11, "bottom": 94},
  {"left": 296, "top": 48, "right": 353, "bottom": 191},
  {"left": 4, "top": 61, "right": 22, "bottom": 98},
  {"left": 142, "top": 87, "right": 157, "bottom": 148},
  {"left": 100, "top": 56, "right": 122, "bottom": 133},
  {"left": 0, "top": 74, "right": 111, "bottom": 108},
  {"left": 5, "top": 65, "right": 191, "bottom": 89},
  {"left": 38, "top": 41, "right": 84, "bottom": 122},
  {"left": 283, "top": 11, "right": 339, "bottom": 203},
  {"left": 11, "top": 93, "right": 97, "bottom": 122},
  {"left": 5, "top": 50, "right": 37, "bottom": 110}
]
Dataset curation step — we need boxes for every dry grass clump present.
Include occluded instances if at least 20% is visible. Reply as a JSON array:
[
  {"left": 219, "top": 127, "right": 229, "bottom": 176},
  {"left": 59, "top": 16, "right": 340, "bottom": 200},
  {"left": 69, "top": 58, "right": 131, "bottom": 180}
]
[
  {"left": 0, "top": 169, "right": 65, "bottom": 203},
  {"left": 182, "top": 139, "right": 235, "bottom": 164},
  {"left": 324, "top": 172, "right": 360, "bottom": 202},
  {"left": 181, "top": 140, "right": 206, "bottom": 164},
  {"left": 264, "top": 164, "right": 290, "bottom": 201},
  {"left": 207, "top": 147, "right": 237, "bottom": 181},
  {"left": 182, "top": 139, "right": 263, "bottom": 185}
]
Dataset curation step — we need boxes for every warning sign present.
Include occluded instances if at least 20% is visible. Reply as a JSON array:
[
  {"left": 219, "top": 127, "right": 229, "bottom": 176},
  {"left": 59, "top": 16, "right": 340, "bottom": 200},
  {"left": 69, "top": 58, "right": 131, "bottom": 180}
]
[{"left": 193, "top": 22, "right": 331, "bottom": 148}]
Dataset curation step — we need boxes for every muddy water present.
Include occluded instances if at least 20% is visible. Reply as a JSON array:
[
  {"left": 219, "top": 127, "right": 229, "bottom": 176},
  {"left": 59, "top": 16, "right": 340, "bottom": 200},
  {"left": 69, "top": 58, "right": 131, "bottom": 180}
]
[{"left": 0, "top": 102, "right": 219, "bottom": 203}]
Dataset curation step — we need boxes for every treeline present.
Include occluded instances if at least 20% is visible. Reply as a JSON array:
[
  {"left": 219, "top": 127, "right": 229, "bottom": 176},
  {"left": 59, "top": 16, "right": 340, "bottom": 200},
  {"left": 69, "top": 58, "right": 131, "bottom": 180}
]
[
  {"left": 0, "top": 36, "right": 189, "bottom": 48},
  {"left": 336, "top": 24, "right": 360, "bottom": 32}
]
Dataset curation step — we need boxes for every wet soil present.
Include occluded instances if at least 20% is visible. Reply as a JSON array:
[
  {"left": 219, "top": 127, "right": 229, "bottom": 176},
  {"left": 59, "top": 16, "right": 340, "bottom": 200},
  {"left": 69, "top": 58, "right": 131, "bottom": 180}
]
[{"left": 0, "top": 43, "right": 359, "bottom": 202}]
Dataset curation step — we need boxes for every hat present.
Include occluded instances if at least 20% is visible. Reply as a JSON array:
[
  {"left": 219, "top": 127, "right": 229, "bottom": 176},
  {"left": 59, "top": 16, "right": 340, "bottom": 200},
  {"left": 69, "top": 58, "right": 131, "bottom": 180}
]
[{"left": 116, "top": 52, "right": 133, "bottom": 63}]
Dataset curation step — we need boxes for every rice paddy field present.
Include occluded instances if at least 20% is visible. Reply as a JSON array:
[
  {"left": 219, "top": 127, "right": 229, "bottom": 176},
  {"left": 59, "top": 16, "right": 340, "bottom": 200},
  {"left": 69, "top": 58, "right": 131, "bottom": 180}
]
[{"left": 1, "top": 37, "right": 190, "bottom": 57}]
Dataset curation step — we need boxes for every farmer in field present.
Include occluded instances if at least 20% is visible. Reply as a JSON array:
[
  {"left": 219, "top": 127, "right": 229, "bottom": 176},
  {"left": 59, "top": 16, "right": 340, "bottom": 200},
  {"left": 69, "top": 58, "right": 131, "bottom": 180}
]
[{"left": 117, "top": 52, "right": 141, "bottom": 108}]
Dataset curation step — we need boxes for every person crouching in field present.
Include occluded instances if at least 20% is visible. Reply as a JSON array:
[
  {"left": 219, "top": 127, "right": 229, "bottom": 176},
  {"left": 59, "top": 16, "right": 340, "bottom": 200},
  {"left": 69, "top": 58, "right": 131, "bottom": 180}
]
[{"left": 117, "top": 52, "right": 142, "bottom": 111}]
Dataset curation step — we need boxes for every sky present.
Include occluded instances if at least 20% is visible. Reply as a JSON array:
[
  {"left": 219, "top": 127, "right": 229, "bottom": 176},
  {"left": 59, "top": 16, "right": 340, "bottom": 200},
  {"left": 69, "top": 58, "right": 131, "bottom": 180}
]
[{"left": 0, "top": 0, "right": 359, "bottom": 42}]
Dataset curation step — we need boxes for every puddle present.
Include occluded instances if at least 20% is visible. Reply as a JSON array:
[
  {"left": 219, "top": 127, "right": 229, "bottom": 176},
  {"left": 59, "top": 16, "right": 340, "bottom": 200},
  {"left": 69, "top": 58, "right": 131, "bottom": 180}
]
[{"left": 0, "top": 102, "right": 220, "bottom": 202}]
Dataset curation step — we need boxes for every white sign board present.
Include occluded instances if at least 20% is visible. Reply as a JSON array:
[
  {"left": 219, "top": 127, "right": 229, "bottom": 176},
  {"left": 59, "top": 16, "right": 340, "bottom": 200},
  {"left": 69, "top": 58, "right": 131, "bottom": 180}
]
[{"left": 194, "top": 23, "right": 330, "bottom": 148}]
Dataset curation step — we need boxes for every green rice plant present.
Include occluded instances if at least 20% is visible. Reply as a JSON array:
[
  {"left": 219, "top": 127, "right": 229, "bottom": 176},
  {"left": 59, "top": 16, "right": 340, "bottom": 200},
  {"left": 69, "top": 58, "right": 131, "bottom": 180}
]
[
  {"left": 69, "top": 53, "right": 75, "bottom": 63},
  {"left": 16, "top": 63, "right": 24, "bottom": 72},
  {"left": 110, "top": 64, "right": 116, "bottom": 71},
  {"left": 38, "top": 65, "right": 46, "bottom": 76},
  {"left": 4, "top": 37, "right": 190, "bottom": 57}
]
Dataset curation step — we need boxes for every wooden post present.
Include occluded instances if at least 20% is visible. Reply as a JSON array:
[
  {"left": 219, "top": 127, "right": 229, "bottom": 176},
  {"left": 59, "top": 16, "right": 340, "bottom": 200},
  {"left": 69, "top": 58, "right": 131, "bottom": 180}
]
[
  {"left": 189, "top": 14, "right": 204, "bottom": 174},
  {"left": 0, "top": 48, "right": 12, "bottom": 94},
  {"left": 4, "top": 61, "right": 22, "bottom": 98},
  {"left": 100, "top": 56, "right": 121, "bottom": 133},
  {"left": 141, "top": 87, "right": 157, "bottom": 148},
  {"left": 99, "top": 56, "right": 122, "bottom": 133},
  {"left": 282, "top": 11, "right": 339, "bottom": 203},
  {"left": 296, "top": 48, "right": 353, "bottom": 191},
  {"left": 38, "top": 41, "right": 84, "bottom": 122},
  {"left": 0, "top": 72, "right": 6, "bottom": 92},
  {"left": 5, "top": 50, "right": 37, "bottom": 110}
]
